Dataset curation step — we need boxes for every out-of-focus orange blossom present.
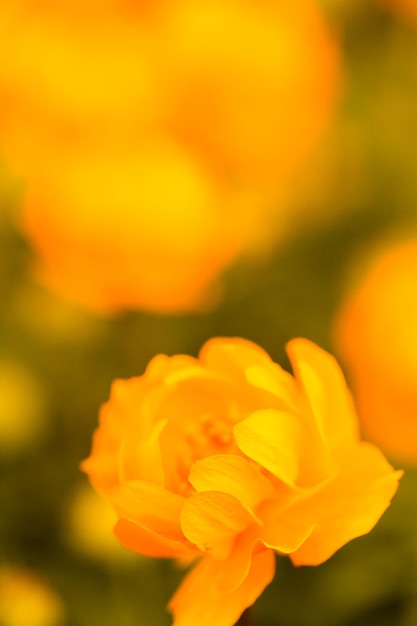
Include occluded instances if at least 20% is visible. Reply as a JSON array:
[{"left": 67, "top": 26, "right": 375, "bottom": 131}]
[
  {"left": 334, "top": 235, "right": 417, "bottom": 465},
  {"left": 0, "top": 566, "right": 64, "bottom": 626},
  {"left": 22, "top": 140, "right": 254, "bottom": 313},
  {"left": 160, "top": 0, "right": 338, "bottom": 194},
  {"left": 382, "top": 0, "right": 417, "bottom": 21},
  {"left": 0, "top": 0, "right": 339, "bottom": 314},
  {"left": 83, "top": 337, "right": 401, "bottom": 626}
]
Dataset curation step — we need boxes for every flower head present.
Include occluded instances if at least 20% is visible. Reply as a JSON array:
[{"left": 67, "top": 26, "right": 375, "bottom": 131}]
[
  {"left": 82, "top": 337, "right": 401, "bottom": 626},
  {"left": 335, "top": 236, "right": 417, "bottom": 464},
  {"left": 0, "top": 0, "right": 338, "bottom": 313}
]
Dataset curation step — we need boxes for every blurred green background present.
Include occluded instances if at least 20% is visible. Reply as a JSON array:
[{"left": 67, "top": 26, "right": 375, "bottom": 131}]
[{"left": 2, "top": 1, "right": 417, "bottom": 625}]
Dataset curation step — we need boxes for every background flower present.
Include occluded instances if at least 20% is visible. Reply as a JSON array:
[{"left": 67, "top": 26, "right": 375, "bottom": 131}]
[
  {"left": 334, "top": 235, "right": 417, "bottom": 465},
  {"left": 83, "top": 337, "right": 401, "bottom": 626},
  {"left": 381, "top": 0, "right": 417, "bottom": 21},
  {"left": 0, "top": 0, "right": 338, "bottom": 313},
  {"left": 0, "top": 566, "right": 64, "bottom": 626}
]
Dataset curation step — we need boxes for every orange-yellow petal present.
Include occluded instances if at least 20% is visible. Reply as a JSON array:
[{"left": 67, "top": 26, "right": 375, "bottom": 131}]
[
  {"left": 82, "top": 374, "right": 166, "bottom": 489},
  {"left": 216, "top": 524, "right": 305, "bottom": 595},
  {"left": 286, "top": 338, "right": 359, "bottom": 454},
  {"left": 199, "top": 337, "right": 273, "bottom": 383},
  {"left": 244, "top": 360, "right": 300, "bottom": 412},
  {"left": 197, "top": 337, "right": 300, "bottom": 418},
  {"left": 180, "top": 491, "right": 254, "bottom": 557},
  {"left": 289, "top": 442, "right": 402, "bottom": 566},
  {"left": 259, "top": 500, "right": 316, "bottom": 554},
  {"left": 168, "top": 548, "right": 275, "bottom": 626},
  {"left": 233, "top": 408, "right": 303, "bottom": 486},
  {"left": 110, "top": 480, "right": 186, "bottom": 541},
  {"left": 188, "top": 454, "right": 274, "bottom": 514},
  {"left": 114, "top": 518, "right": 195, "bottom": 559}
]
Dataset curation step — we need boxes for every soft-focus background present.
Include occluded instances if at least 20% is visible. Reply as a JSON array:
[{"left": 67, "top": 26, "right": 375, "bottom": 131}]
[{"left": 2, "top": 1, "right": 417, "bottom": 625}]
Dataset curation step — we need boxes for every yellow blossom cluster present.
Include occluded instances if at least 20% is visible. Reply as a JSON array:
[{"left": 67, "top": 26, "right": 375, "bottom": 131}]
[{"left": 0, "top": 0, "right": 338, "bottom": 313}]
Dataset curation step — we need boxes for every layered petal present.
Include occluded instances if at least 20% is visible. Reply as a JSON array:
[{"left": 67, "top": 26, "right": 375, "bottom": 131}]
[
  {"left": 114, "top": 518, "right": 195, "bottom": 559},
  {"left": 244, "top": 360, "right": 300, "bottom": 412},
  {"left": 109, "top": 479, "right": 195, "bottom": 558},
  {"left": 200, "top": 338, "right": 305, "bottom": 419},
  {"left": 199, "top": 338, "right": 274, "bottom": 384},
  {"left": 82, "top": 372, "right": 167, "bottom": 489},
  {"left": 233, "top": 408, "right": 328, "bottom": 487},
  {"left": 200, "top": 338, "right": 294, "bottom": 401},
  {"left": 289, "top": 442, "right": 403, "bottom": 566},
  {"left": 168, "top": 545, "right": 275, "bottom": 626},
  {"left": 287, "top": 338, "right": 359, "bottom": 455},
  {"left": 156, "top": 374, "right": 249, "bottom": 494},
  {"left": 233, "top": 409, "right": 301, "bottom": 486},
  {"left": 110, "top": 480, "right": 186, "bottom": 541},
  {"left": 180, "top": 491, "right": 254, "bottom": 557},
  {"left": 259, "top": 499, "right": 316, "bottom": 554},
  {"left": 188, "top": 454, "right": 274, "bottom": 514}
]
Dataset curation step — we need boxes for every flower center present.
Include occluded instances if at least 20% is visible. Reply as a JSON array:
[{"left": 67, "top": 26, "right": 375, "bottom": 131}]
[{"left": 162, "top": 402, "right": 244, "bottom": 496}]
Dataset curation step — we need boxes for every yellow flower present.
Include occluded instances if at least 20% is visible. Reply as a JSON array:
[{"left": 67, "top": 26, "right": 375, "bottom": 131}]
[
  {"left": 83, "top": 337, "right": 401, "bottom": 626},
  {"left": 0, "top": 360, "right": 46, "bottom": 456},
  {"left": 335, "top": 236, "right": 417, "bottom": 464},
  {"left": 0, "top": 0, "right": 338, "bottom": 313},
  {"left": 0, "top": 566, "right": 64, "bottom": 626},
  {"left": 21, "top": 139, "right": 253, "bottom": 313},
  {"left": 159, "top": 0, "right": 339, "bottom": 193}
]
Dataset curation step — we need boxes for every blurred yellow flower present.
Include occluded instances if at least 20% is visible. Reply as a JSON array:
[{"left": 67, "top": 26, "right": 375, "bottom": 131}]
[
  {"left": 159, "top": 0, "right": 339, "bottom": 194},
  {"left": 21, "top": 139, "right": 253, "bottom": 313},
  {"left": 0, "top": 360, "right": 46, "bottom": 456},
  {"left": 0, "top": 566, "right": 64, "bottom": 626},
  {"left": 335, "top": 236, "right": 417, "bottom": 464},
  {"left": 83, "top": 337, "right": 401, "bottom": 626},
  {"left": 0, "top": 0, "right": 338, "bottom": 313}
]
